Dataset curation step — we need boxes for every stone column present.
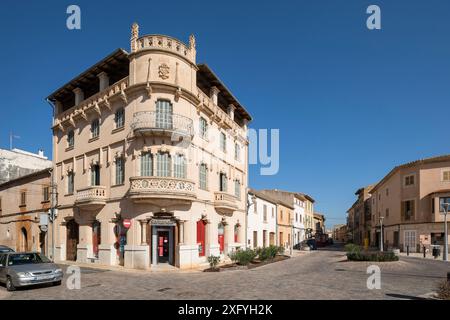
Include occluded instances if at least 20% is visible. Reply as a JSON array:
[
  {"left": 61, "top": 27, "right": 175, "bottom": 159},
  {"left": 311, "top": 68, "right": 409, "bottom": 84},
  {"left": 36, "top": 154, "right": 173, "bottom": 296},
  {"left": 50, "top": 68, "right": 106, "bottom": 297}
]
[
  {"left": 152, "top": 152, "right": 157, "bottom": 176},
  {"left": 97, "top": 72, "right": 109, "bottom": 91},
  {"left": 139, "top": 220, "right": 147, "bottom": 245},
  {"left": 73, "top": 87, "right": 84, "bottom": 106}
]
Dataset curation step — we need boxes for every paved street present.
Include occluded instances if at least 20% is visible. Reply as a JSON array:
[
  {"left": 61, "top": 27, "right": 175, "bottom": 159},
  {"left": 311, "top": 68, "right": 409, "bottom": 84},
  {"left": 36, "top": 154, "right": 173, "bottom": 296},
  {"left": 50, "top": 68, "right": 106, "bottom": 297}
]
[{"left": 1, "top": 245, "right": 448, "bottom": 300}]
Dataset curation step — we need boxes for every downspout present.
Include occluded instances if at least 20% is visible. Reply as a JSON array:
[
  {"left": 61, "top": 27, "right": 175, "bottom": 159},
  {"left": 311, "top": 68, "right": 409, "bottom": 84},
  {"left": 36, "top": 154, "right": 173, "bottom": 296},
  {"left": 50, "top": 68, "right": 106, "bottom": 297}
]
[{"left": 46, "top": 98, "right": 57, "bottom": 261}]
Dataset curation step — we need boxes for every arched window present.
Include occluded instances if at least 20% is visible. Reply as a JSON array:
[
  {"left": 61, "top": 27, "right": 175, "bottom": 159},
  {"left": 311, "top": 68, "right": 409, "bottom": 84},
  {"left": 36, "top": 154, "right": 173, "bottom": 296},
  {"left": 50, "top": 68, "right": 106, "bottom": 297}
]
[
  {"left": 199, "top": 163, "right": 208, "bottom": 190},
  {"left": 157, "top": 152, "right": 170, "bottom": 177},
  {"left": 173, "top": 154, "right": 186, "bottom": 179},
  {"left": 141, "top": 152, "right": 153, "bottom": 176},
  {"left": 155, "top": 100, "right": 173, "bottom": 129}
]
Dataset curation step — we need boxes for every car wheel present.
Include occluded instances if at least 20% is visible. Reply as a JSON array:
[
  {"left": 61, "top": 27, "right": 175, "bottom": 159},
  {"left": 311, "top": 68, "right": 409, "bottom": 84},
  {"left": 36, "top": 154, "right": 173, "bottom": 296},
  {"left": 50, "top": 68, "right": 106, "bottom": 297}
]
[
  {"left": 6, "top": 277, "right": 16, "bottom": 292},
  {"left": 53, "top": 280, "right": 62, "bottom": 286}
]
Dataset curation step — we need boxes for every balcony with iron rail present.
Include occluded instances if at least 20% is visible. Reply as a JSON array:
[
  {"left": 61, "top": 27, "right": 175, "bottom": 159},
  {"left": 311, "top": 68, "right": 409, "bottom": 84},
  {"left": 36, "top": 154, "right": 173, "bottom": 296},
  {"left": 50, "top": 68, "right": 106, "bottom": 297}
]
[
  {"left": 214, "top": 191, "right": 238, "bottom": 214},
  {"left": 75, "top": 186, "right": 107, "bottom": 210},
  {"left": 130, "top": 111, "right": 194, "bottom": 139}
]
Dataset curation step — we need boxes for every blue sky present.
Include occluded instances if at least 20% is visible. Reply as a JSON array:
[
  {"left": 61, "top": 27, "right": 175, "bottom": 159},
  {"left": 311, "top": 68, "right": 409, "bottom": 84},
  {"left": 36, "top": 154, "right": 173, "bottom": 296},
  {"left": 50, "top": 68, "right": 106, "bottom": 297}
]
[{"left": 1, "top": 0, "right": 450, "bottom": 227}]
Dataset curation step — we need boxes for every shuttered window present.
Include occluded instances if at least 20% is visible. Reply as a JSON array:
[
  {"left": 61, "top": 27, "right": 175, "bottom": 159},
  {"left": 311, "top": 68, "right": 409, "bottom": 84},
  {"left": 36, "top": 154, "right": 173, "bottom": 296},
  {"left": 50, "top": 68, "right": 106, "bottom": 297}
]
[
  {"left": 173, "top": 154, "right": 186, "bottom": 179},
  {"left": 199, "top": 163, "right": 208, "bottom": 190},
  {"left": 141, "top": 153, "right": 153, "bottom": 176},
  {"left": 155, "top": 100, "right": 173, "bottom": 129},
  {"left": 115, "top": 157, "right": 125, "bottom": 185},
  {"left": 157, "top": 152, "right": 170, "bottom": 177}
]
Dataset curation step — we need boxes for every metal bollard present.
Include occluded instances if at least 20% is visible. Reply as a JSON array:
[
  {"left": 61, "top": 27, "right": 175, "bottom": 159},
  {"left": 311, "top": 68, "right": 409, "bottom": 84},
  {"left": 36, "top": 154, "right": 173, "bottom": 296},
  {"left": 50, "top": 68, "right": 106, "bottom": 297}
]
[
  {"left": 407, "top": 245, "right": 409, "bottom": 256},
  {"left": 423, "top": 246, "right": 426, "bottom": 258},
  {"left": 447, "top": 272, "right": 450, "bottom": 284}
]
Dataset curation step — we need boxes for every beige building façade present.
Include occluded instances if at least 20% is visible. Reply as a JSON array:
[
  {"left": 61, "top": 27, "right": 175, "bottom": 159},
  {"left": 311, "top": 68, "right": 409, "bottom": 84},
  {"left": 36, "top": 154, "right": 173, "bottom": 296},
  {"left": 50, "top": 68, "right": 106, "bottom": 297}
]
[
  {"left": 369, "top": 155, "right": 450, "bottom": 253},
  {"left": 46, "top": 23, "right": 252, "bottom": 269}
]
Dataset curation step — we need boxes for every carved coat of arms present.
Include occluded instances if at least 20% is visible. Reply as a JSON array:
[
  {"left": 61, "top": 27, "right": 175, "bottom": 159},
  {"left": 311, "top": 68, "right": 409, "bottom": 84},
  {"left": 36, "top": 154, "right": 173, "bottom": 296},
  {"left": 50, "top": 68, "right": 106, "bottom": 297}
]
[{"left": 158, "top": 63, "right": 170, "bottom": 80}]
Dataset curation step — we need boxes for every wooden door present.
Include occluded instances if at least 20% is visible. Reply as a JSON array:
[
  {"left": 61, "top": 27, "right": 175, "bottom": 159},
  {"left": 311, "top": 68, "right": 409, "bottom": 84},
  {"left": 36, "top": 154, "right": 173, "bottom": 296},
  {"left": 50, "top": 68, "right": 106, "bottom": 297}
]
[{"left": 66, "top": 220, "right": 79, "bottom": 261}]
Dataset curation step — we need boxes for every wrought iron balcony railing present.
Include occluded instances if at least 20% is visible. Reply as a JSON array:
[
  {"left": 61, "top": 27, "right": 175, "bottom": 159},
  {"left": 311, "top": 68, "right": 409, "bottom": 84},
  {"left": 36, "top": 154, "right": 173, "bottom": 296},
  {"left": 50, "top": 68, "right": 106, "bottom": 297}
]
[{"left": 131, "top": 111, "right": 194, "bottom": 137}]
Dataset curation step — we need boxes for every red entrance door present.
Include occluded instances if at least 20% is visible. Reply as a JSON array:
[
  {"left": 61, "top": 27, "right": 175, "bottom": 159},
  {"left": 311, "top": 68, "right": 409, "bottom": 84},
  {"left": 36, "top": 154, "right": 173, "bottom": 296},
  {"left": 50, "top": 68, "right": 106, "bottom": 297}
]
[
  {"left": 218, "top": 223, "right": 225, "bottom": 253},
  {"left": 158, "top": 231, "right": 170, "bottom": 263},
  {"left": 197, "top": 220, "right": 206, "bottom": 257}
]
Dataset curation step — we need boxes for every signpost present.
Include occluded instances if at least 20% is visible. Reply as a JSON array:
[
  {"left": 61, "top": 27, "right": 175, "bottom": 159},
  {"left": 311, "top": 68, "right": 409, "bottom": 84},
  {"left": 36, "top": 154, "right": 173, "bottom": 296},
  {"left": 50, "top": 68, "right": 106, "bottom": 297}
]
[{"left": 123, "top": 219, "right": 132, "bottom": 229}]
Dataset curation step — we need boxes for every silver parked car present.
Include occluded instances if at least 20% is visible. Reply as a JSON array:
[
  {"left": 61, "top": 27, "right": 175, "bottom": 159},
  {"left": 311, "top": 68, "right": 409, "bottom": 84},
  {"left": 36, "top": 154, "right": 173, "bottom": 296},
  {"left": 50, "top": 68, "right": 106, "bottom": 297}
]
[{"left": 0, "top": 252, "right": 63, "bottom": 291}]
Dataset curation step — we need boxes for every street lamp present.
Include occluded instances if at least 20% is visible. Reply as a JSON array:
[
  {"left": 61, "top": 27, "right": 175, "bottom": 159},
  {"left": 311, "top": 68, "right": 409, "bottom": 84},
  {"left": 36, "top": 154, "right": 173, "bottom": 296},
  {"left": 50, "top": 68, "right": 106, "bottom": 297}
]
[
  {"left": 442, "top": 202, "right": 449, "bottom": 262},
  {"left": 379, "top": 216, "right": 384, "bottom": 252}
]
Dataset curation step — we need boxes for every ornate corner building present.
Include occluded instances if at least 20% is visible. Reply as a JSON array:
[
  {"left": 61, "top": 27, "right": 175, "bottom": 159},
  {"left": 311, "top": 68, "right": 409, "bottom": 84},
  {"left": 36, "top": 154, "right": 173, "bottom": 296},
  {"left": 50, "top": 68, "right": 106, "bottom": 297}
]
[{"left": 47, "top": 23, "right": 252, "bottom": 269}]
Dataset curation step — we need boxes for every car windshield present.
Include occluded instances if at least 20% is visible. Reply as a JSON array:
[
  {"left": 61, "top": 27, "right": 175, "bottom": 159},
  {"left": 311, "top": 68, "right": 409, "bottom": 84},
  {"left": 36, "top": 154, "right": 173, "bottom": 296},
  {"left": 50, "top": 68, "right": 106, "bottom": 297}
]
[{"left": 8, "top": 253, "right": 51, "bottom": 266}]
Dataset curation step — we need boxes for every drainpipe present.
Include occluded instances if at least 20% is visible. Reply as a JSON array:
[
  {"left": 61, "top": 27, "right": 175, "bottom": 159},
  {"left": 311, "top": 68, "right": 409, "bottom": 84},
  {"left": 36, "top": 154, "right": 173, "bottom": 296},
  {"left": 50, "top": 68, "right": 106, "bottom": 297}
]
[{"left": 46, "top": 98, "right": 57, "bottom": 261}]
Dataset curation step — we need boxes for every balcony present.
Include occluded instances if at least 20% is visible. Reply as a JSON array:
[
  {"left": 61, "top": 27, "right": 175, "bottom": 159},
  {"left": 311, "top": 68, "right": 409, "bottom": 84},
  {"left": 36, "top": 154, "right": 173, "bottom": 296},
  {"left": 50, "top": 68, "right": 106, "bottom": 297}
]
[
  {"left": 129, "top": 176, "right": 196, "bottom": 207},
  {"left": 75, "top": 186, "right": 107, "bottom": 210},
  {"left": 214, "top": 192, "right": 238, "bottom": 214},
  {"left": 131, "top": 112, "right": 193, "bottom": 139}
]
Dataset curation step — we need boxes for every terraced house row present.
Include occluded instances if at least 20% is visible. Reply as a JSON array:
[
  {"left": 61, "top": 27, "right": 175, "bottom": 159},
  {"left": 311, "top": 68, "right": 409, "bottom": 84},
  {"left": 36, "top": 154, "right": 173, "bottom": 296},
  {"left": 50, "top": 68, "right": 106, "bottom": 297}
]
[
  {"left": 347, "top": 155, "right": 450, "bottom": 253},
  {"left": 0, "top": 24, "right": 323, "bottom": 270}
]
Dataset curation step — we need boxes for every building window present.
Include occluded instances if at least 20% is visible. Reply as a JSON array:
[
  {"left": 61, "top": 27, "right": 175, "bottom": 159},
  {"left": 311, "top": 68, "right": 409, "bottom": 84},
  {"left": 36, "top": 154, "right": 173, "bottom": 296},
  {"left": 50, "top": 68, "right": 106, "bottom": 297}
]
[
  {"left": 439, "top": 197, "right": 450, "bottom": 212},
  {"left": 234, "top": 143, "right": 240, "bottom": 161},
  {"left": 141, "top": 152, "right": 153, "bottom": 176},
  {"left": 67, "top": 172, "right": 74, "bottom": 194},
  {"left": 234, "top": 180, "right": 240, "bottom": 198},
  {"left": 115, "top": 157, "right": 125, "bottom": 185},
  {"left": 386, "top": 188, "right": 389, "bottom": 196},
  {"left": 157, "top": 152, "right": 170, "bottom": 177},
  {"left": 43, "top": 186, "right": 50, "bottom": 202},
  {"left": 199, "top": 163, "right": 208, "bottom": 190},
  {"left": 67, "top": 130, "right": 74, "bottom": 148},
  {"left": 402, "top": 200, "right": 415, "bottom": 221},
  {"left": 199, "top": 117, "right": 208, "bottom": 139},
  {"left": 20, "top": 191, "right": 26, "bottom": 207},
  {"left": 220, "top": 132, "right": 226, "bottom": 153},
  {"left": 91, "top": 164, "right": 100, "bottom": 186},
  {"left": 280, "top": 210, "right": 283, "bottom": 220},
  {"left": 115, "top": 108, "right": 125, "bottom": 129},
  {"left": 91, "top": 119, "right": 100, "bottom": 138},
  {"left": 404, "top": 174, "right": 415, "bottom": 187},
  {"left": 385, "top": 208, "right": 389, "bottom": 218},
  {"left": 173, "top": 154, "right": 186, "bottom": 179},
  {"left": 219, "top": 172, "right": 227, "bottom": 192},
  {"left": 432, "top": 197, "right": 435, "bottom": 213},
  {"left": 263, "top": 205, "right": 267, "bottom": 222},
  {"left": 155, "top": 100, "right": 173, "bottom": 129},
  {"left": 442, "top": 170, "right": 450, "bottom": 182}
]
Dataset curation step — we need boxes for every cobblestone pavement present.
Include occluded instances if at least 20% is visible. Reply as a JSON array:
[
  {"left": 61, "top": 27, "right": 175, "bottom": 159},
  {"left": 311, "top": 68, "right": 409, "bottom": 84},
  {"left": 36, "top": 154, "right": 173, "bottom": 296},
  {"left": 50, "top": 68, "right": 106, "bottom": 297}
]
[{"left": 1, "top": 245, "right": 448, "bottom": 300}]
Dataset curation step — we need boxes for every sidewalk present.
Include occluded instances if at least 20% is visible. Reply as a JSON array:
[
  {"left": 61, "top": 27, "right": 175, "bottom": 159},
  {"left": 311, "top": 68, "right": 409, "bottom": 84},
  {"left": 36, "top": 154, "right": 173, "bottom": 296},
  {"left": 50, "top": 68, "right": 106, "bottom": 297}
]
[
  {"left": 398, "top": 252, "right": 449, "bottom": 262},
  {"left": 56, "top": 260, "right": 205, "bottom": 274}
]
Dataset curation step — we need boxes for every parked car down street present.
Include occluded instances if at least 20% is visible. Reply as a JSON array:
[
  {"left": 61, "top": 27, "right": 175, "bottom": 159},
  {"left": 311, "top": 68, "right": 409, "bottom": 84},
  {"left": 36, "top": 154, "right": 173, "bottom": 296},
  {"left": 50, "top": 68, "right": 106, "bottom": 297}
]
[{"left": 0, "top": 252, "right": 63, "bottom": 291}]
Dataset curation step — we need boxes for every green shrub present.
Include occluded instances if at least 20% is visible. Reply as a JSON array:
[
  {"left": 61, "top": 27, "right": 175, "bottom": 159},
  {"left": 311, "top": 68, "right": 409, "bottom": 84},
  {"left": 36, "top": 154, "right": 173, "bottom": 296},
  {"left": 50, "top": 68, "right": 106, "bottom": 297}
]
[
  {"left": 234, "top": 248, "right": 257, "bottom": 266},
  {"left": 277, "top": 245, "right": 285, "bottom": 255},
  {"left": 228, "top": 251, "right": 237, "bottom": 263},
  {"left": 346, "top": 251, "right": 399, "bottom": 262},
  {"left": 207, "top": 255, "right": 220, "bottom": 269},
  {"left": 344, "top": 243, "right": 361, "bottom": 254}
]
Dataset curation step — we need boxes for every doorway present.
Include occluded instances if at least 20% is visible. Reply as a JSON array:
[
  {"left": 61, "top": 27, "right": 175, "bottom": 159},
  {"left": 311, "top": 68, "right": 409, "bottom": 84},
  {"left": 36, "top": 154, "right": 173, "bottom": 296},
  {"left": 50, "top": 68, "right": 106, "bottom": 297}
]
[
  {"left": 197, "top": 220, "right": 206, "bottom": 257},
  {"left": 20, "top": 227, "right": 28, "bottom": 252},
  {"left": 151, "top": 225, "right": 175, "bottom": 266},
  {"left": 157, "top": 230, "right": 170, "bottom": 263},
  {"left": 66, "top": 219, "right": 79, "bottom": 261}
]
